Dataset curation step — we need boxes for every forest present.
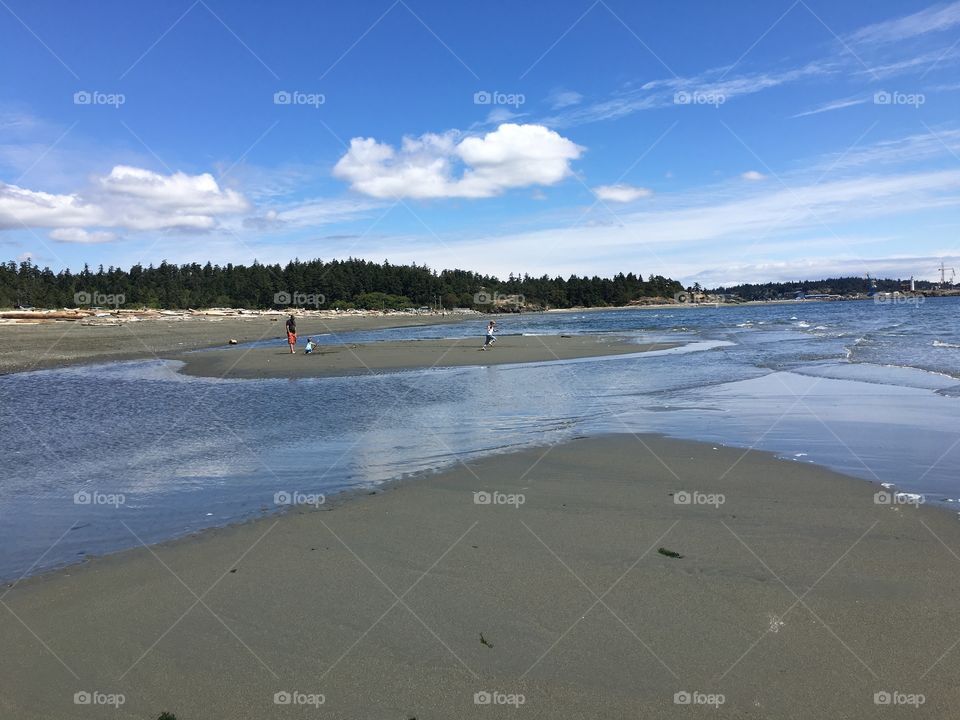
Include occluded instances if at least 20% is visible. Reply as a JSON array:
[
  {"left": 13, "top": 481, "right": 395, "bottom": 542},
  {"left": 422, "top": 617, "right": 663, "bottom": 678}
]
[
  {"left": 0, "top": 258, "right": 685, "bottom": 311},
  {"left": 710, "top": 276, "right": 937, "bottom": 300}
]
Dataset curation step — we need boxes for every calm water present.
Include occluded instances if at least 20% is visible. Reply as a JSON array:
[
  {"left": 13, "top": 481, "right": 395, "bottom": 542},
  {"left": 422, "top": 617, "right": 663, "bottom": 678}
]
[{"left": 2, "top": 298, "right": 959, "bottom": 580}]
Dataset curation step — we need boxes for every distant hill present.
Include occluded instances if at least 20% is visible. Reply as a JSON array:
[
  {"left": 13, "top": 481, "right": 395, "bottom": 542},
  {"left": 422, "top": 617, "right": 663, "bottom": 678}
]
[{"left": 708, "top": 276, "right": 938, "bottom": 301}]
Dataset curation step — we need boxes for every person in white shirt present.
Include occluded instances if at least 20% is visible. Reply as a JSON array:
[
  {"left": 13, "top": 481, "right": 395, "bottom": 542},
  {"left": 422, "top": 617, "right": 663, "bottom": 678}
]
[{"left": 480, "top": 320, "right": 496, "bottom": 350}]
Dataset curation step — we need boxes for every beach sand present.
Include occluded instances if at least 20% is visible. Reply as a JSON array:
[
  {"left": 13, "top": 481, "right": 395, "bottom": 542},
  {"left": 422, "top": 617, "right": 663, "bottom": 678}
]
[
  {"left": 177, "top": 335, "right": 677, "bottom": 379},
  {"left": 0, "top": 313, "right": 468, "bottom": 375},
  {"left": 3, "top": 435, "right": 958, "bottom": 719}
]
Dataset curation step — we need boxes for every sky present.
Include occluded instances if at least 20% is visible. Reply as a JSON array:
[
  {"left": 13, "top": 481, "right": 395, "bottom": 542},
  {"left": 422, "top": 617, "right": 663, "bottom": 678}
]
[{"left": 1, "top": 0, "right": 960, "bottom": 287}]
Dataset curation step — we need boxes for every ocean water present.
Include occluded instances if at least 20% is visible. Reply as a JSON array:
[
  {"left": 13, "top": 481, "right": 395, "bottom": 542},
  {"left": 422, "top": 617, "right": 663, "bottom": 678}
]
[{"left": 2, "top": 297, "right": 959, "bottom": 580}]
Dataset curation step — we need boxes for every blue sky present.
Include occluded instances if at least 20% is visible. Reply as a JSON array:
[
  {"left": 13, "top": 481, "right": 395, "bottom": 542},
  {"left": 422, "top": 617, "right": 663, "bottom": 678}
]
[{"left": 2, "top": 0, "right": 959, "bottom": 286}]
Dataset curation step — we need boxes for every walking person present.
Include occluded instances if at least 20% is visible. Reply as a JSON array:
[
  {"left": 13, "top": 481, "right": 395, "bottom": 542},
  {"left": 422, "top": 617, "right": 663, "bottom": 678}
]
[
  {"left": 480, "top": 319, "right": 497, "bottom": 350},
  {"left": 285, "top": 314, "right": 298, "bottom": 354}
]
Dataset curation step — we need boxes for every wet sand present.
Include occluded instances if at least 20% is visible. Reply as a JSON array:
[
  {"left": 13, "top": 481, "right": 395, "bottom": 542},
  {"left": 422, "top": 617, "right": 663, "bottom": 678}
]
[
  {"left": 3, "top": 435, "right": 958, "bottom": 719},
  {"left": 177, "top": 335, "right": 678, "bottom": 379},
  {"left": 0, "top": 313, "right": 468, "bottom": 375}
]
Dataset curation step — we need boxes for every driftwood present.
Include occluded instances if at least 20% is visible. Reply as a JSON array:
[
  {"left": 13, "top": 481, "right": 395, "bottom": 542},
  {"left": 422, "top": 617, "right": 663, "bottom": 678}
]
[
  {"left": 0, "top": 307, "right": 483, "bottom": 325},
  {"left": 0, "top": 311, "right": 93, "bottom": 320}
]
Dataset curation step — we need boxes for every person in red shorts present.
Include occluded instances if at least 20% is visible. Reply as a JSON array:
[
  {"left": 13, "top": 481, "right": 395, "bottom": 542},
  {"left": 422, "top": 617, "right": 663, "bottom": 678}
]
[{"left": 285, "top": 314, "right": 297, "bottom": 354}]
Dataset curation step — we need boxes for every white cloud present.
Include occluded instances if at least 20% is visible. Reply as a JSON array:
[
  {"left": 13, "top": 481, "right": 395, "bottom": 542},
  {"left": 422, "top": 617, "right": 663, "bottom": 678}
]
[
  {"left": 99, "top": 166, "right": 248, "bottom": 230},
  {"left": 740, "top": 171, "right": 766, "bottom": 181},
  {"left": 49, "top": 228, "right": 116, "bottom": 243},
  {"left": 791, "top": 96, "right": 869, "bottom": 118},
  {"left": 242, "top": 196, "right": 381, "bottom": 231},
  {"left": 547, "top": 62, "right": 833, "bottom": 126},
  {"left": 857, "top": 46, "right": 960, "bottom": 77},
  {"left": 484, "top": 107, "right": 525, "bottom": 125},
  {"left": 0, "top": 166, "right": 249, "bottom": 236},
  {"left": 813, "top": 127, "right": 960, "bottom": 172},
  {"left": 242, "top": 209, "right": 282, "bottom": 231},
  {"left": 548, "top": 89, "right": 583, "bottom": 109},
  {"left": 333, "top": 123, "right": 583, "bottom": 199},
  {"left": 0, "top": 183, "right": 101, "bottom": 229},
  {"left": 0, "top": 111, "right": 39, "bottom": 133},
  {"left": 594, "top": 184, "right": 652, "bottom": 202},
  {"left": 849, "top": 1, "right": 960, "bottom": 45}
]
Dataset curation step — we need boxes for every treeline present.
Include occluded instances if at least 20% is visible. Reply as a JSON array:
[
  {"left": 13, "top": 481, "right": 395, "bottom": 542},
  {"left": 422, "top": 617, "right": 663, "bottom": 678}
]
[
  {"left": 0, "top": 258, "right": 684, "bottom": 311},
  {"left": 711, "top": 276, "right": 936, "bottom": 301}
]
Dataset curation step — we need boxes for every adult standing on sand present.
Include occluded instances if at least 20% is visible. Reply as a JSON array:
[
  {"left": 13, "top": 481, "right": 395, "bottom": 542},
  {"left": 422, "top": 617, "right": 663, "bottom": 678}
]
[
  {"left": 480, "top": 319, "right": 496, "bottom": 350},
  {"left": 285, "top": 314, "right": 297, "bottom": 354}
]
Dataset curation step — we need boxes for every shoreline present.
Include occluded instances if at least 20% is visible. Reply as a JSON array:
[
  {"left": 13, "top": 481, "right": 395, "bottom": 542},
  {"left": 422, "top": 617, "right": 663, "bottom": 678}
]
[
  {"left": 4, "top": 433, "right": 959, "bottom": 718},
  {"left": 0, "top": 297, "right": 868, "bottom": 376},
  {"left": 175, "top": 335, "right": 680, "bottom": 380},
  {"left": 0, "top": 312, "right": 471, "bottom": 375}
]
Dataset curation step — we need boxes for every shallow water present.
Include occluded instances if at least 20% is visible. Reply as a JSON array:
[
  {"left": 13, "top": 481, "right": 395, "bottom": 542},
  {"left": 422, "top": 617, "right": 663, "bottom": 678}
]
[{"left": 2, "top": 298, "right": 959, "bottom": 580}]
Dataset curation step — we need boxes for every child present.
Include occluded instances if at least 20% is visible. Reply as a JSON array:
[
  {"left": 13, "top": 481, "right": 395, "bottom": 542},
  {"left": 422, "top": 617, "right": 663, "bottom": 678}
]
[
  {"left": 480, "top": 320, "right": 496, "bottom": 350},
  {"left": 304, "top": 337, "right": 315, "bottom": 354}
]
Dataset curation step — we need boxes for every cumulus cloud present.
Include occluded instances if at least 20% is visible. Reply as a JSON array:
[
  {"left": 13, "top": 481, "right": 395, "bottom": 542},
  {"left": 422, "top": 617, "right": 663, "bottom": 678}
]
[
  {"left": 593, "top": 184, "right": 652, "bottom": 202},
  {"left": 741, "top": 171, "right": 766, "bottom": 181},
  {"left": 0, "top": 183, "right": 102, "bottom": 229},
  {"left": 0, "top": 165, "right": 249, "bottom": 237},
  {"left": 98, "top": 166, "right": 248, "bottom": 230},
  {"left": 49, "top": 228, "right": 116, "bottom": 243},
  {"left": 333, "top": 123, "right": 584, "bottom": 199}
]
